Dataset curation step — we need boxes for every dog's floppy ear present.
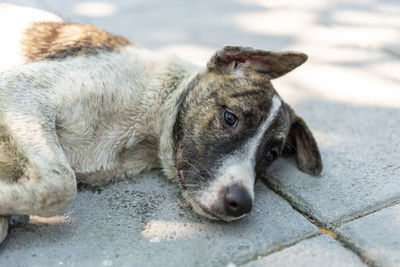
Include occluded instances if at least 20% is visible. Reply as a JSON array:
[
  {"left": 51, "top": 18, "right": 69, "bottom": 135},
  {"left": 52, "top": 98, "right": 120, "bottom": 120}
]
[
  {"left": 207, "top": 46, "right": 307, "bottom": 79},
  {"left": 283, "top": 105, "right": 322, "bottom": 176}
]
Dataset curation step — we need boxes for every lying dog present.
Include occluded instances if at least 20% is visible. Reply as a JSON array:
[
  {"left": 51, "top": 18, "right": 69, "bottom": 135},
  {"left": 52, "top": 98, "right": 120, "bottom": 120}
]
[{"left": 0, "top": 4, "right": 322, "bottom": 244}]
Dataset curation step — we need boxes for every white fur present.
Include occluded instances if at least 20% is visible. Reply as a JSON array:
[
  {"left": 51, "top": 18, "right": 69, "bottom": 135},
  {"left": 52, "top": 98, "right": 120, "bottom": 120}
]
[
  {"left": 0, "top": 4, "right": 205, "bottom": 243},
  {"left": 0, "top": 46, "right": 199, "bottom": 184},
  {"left": 0, "top": 45, "right": 201, "bottom": 217},
  {"left": 197, "top": 95, "right": 282, "bottom": 212},
  {"left": 0, "top": 4, "right": 62, "bottom": 72}
]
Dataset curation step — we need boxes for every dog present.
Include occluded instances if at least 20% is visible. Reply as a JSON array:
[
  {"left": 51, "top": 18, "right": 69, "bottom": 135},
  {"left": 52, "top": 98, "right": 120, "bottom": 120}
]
[{"left": 0, "top": 4, "right": 322, "bottom": 244}]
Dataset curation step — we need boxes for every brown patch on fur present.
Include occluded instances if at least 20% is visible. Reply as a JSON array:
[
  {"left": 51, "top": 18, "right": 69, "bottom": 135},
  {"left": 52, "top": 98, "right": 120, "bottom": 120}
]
[
  {"left": 173, "top": 46, "right": 322, "bottom": 219},
  {"left": 22, "top": 22, "right": 133, "bottom": 62}
]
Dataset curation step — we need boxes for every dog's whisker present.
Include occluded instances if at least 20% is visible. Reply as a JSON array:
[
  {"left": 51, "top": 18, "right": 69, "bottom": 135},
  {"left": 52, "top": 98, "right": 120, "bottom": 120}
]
[
  {"left": 180, "top": 158, "right": 214, "bottom": 183},
  {"left": 181, "top": 169, "right": 207, "bottom": 183},
  {"left": 180, "top": 159, "right": 202, "bottom": 175},
  {"left": 182, "top": 183, "right": 200, "bottom": 189},
  {"left": 190, "top": 160, "right": 213, "bottom": 178},
  {"left": 182, "top": 158, "right": 213, "bottom": 179}
]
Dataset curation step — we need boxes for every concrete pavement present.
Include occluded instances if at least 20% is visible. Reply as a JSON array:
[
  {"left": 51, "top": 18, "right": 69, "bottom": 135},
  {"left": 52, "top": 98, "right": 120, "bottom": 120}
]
[{"left": 0, "top": 0, "right": 399, "bottom": 266}]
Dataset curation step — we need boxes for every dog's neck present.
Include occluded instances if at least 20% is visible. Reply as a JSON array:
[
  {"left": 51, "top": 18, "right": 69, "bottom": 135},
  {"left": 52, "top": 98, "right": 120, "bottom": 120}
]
[{"left": 154, "top": 57, "right": 200, "bottom": 181}]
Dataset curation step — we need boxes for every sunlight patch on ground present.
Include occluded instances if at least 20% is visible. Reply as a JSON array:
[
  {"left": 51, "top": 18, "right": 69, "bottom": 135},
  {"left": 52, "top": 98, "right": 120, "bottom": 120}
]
[
  {"left": 142, "top": 220, "right": 206, "bottom": 242},
  {"left": 297, "top": 64, "right": 400, "bottom": 108},
  {"left": 150, "top": 30, "right": 187, "bottom": 44},
  {"left": 301, "top": 25, "right": 399, "bottom": 48},
  {"left": 270, "top": 78, "right": 314, "bottom": 105},
  {"left": 29, "top": 215, "right": 76, "bottom": 225},
  {"left": 157, "top": 45, "right": 215, "bottom": 66},
  {"left": 73, "top": 2, "right": 118, "bottom": 17},
  {"left": 298, "top": 45, "right": 385, "bottom": 64},
  {"left": 240, "top": 0, "right": 329, "bottom": 10},
  {"left": 332, "top": 9, "right": 400, "bottom": 27},
  {"left": 232, "top": 10, "right": 316, "bottom": 36},
  {"left": 368, "top": 62, "right": 400, "bottom": 84}
]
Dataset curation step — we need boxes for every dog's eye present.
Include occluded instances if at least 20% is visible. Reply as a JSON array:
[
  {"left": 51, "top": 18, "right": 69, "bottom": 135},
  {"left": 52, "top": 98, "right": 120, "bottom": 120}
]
[
  {"left": 223, "top": 111, "right": 238, "bottom": 127},
  {"left": 266, "top": 150, "right": 278, "bottom": 162},
  {"left": 224, "top": 111, "right": 238, "bottom": 127}
]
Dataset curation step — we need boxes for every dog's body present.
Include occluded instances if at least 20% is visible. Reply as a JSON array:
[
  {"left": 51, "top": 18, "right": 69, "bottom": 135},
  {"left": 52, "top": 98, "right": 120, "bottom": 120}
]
[{"left": 0, "top": 4, "right": 322, "bottom": 244}]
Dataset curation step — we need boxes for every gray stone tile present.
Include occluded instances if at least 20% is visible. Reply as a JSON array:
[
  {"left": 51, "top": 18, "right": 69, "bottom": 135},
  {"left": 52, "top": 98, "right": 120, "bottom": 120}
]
[
  {"left": 0, "top": 172, "right": 318, "bottom": 267},
  {"left": 243, "top": 235, "right": 366, "bottom": 267},
  {"left": 337, "top": 204, "right": 400, "bottom": 266},
  {"left": 264, "top": 98, "right": 400, "bottom": 227},
  {"left": 259, "top": 0, "right": 400, "bottom": 228}
]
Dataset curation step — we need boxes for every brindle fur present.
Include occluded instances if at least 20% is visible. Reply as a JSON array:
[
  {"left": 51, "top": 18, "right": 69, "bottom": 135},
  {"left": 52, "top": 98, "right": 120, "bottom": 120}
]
[
  {"left": 174, "top": 53, "right": 321, "bottom": 186},
  {"left": 174, "top": 74, "right": 276, "bottom": 181},
  {"left": 173, "top": 47, "right": 322, "bottom": 219}
]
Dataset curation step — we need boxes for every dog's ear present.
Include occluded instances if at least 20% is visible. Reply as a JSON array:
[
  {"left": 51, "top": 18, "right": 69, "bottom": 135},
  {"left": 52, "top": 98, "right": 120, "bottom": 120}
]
[
  {"left": 207, "top": 46, "right": 307, "bottom": 79},
  {"left": 283, "top": 105, "right": 322, "bottom": 176}
]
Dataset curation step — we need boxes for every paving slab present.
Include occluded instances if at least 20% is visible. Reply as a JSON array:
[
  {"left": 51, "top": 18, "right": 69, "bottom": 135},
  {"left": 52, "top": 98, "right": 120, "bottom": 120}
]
[
  {"left": 0, "top": 172, "right": 318, "bottom": 267},
  {"left": 337, "top": 204, "right": 400, "bottom": 267},
  {"left": 242, "top": 235, "right": 366, "bottom": 267},
  {"left": 255, "top": 0, "right": 400, "bottom": 227},
  {"left": 264, "top": 77, "right": 400, "bottom": 227}
]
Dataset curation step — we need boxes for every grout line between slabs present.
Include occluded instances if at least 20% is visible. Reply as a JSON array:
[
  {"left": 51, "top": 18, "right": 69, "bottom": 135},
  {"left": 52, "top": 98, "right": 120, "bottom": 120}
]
[
  {"left": 238, "top": 232, "right": 321, "bottom": 266},
  {"left": 335, "top": 232, "right": 376, "bottom": 267},
  {"left": 263, "top": 177, "right": 400, "bottom": 229},
  {"left": 260, "top": 178, "right": 400, "bottom": 267},
  {"left": 333, "top": 199, "right": 400, "bottom": 228}
]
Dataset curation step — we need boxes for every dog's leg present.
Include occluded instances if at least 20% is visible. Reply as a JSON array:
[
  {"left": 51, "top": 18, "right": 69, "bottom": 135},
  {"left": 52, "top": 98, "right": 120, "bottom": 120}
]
[
  {"left": 0, "top": 110, "right": 77, "bottom": 217},
  {"left": 0, "top": 216, "right": 7, "bottom": 244}
]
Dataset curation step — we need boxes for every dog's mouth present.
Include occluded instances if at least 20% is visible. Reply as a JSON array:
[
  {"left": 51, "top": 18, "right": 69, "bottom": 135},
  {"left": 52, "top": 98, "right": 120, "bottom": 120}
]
[
  {"left": 179, "top": 170, "right": 248, "bottom": 222},
  {"left": 188, "top": 195, "right": 247, "bottom": 222}
]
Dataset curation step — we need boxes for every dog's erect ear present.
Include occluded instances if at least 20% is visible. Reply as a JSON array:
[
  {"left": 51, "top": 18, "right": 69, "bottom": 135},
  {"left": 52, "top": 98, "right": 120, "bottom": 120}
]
[
  {"left": 207, "top": 46, "right": 307, "bottom": 79},
  {"left": 283, "top": 105, "right": 322, "bottom": 176}
]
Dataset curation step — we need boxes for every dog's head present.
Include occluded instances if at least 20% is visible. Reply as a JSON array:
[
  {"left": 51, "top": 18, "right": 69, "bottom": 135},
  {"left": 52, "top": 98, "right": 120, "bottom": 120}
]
[{"left": 173, "top": 46, "right": 322, "bottom": 221}]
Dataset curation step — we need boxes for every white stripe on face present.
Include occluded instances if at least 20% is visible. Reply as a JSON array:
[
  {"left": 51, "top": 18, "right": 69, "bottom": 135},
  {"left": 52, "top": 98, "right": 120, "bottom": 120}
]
[
  {"left": 198, "top": 95, "right": 282, "bottom": 210},
  {"left": 246, "top": 94, "right": 282, "bottom": 164}
]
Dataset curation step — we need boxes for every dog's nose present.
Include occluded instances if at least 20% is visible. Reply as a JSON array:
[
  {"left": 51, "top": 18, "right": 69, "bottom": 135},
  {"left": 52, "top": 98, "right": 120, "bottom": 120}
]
[{"left": 224, "top": 184, "right": 252, "bottom": 217}]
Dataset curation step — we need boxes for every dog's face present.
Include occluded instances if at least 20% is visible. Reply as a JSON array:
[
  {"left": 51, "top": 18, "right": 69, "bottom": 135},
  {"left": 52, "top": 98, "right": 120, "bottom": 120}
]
[{"left": 173, "top": 46, "right": 322, "bottom": 221}]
